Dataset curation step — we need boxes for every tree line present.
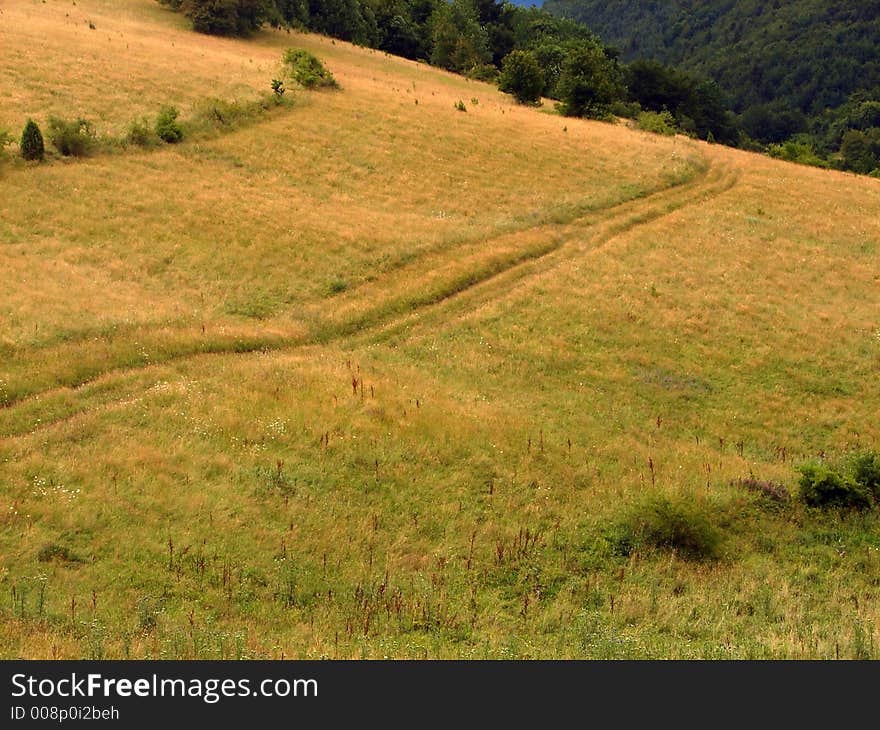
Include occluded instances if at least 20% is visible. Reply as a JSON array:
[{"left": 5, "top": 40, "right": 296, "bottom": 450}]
[
  {"left": 158, "top": 0, "right": 740, "bottom": 145},
  {"left": 544, "top": 0, "right": 880, "bottom": 175}
]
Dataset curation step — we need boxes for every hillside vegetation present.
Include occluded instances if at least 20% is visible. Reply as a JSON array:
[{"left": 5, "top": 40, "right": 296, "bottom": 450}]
[
  {"left": 544, "top": 0, "right": 880, "bottom": 116},
  {"left": 1, "top": 0, "right": 880, "bottom": 659},
  {"left": 544, "top": 0, "right": 880, "bottom": 167}
]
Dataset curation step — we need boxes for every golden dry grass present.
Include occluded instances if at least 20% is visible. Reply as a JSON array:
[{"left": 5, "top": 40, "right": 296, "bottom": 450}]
[{"left": 1, "top": 0, "right": 880, "bottom": 659}]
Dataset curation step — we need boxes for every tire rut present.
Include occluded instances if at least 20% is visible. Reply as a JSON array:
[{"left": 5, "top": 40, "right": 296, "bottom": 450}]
[{"left": 1, "top": 157, "right": 738, "bottom": 439}]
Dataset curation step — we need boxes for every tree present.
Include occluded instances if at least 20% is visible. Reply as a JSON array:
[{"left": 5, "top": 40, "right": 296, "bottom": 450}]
[
  {"left": 626, "top": 60, "right": 737, "bottom": 143},
  {"left": 20, "top": 119, "right": 44, "bottom": 161},
  {"left": 740, "top": 103, "right": 807, "bottom": 144},
  {"left": 626, "top": 60, "right": 690, "bottom": 113},
  {"left": 306, "top": 0, "right": 378, "bottom": 45},
  {"left": 474, "top": 0, "right": 515, "bottom": 66},
  {"left": 499, "top": 50, "right": 544, "bottom": 104},
  {"left": 841, "top": 129, "right": 880, "bottom": 174},
  {"left": 678, "top": 80, "right": 739, "bottom": 144},
  {"left": 555, "top": 42, "right": 623, "bottom": 119},
  {"left": 368, "top": 0, "right": 425, "bottom": 59},
  {"left": 272, "top": 0, "right": 309, "bottom": 26},
  {"left": 429, "top": 0, "right": 490, "bottom": 73},
  {"left": 180, "top": 0, "right": 270, "bottom": 36}
]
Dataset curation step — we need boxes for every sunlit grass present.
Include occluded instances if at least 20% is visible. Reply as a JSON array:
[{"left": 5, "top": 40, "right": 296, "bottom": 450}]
[{"left": 1, "top": 0, "right": 880, "bottom": 659}]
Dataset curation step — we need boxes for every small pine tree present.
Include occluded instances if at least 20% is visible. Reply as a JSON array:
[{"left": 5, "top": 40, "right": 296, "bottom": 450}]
[
  {"left": 155, "top": 106, "right": 183, "bottom": 143},
  {"left": 20, "top": 119, "right": 44, "bottom": 161}
]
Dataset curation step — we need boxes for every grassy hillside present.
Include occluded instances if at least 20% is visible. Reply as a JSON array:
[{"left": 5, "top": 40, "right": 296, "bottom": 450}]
[{"left": 1, "top": 0, "right": 879, "bottom": 659}]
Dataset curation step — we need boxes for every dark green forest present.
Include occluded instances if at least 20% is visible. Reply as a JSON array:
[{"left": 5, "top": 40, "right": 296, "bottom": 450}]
[
  {"left": 158, "top": 0, "right": 880, "bottom": 175},
  {"left": 544, "top": 0, "right": 880, "bottom": 172}
]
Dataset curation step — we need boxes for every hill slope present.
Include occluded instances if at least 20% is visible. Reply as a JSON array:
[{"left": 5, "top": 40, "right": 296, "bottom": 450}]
[
  {"left": 543, "top": 0, "right": 880, "bottom": 118},
  {"left": 1, "top": 0, "right": 880, "bottom": 659}
]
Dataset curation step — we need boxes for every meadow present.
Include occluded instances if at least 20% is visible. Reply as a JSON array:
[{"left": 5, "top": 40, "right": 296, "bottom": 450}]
[{"left": 1, "top": 0, "right": 879, "bottom": 659}]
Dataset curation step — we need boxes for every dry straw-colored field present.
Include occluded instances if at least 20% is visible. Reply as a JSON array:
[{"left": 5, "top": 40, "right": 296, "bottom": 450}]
[{"left": 1, "top": 0, "right": 879, "bottom": 658}]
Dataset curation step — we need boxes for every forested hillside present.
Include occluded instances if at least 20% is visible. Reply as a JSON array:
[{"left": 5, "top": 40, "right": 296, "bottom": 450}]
[
  {"left": 154, "top": 1, "right": 880, "bottom": 172},
  {"left": 543, "top": 1, "right": 880, "bottom": 113},
  {"left": 544, "top": 1, "right": 880, "bottom": 154},
  {"left": 156, "top": 1, "right": 741, "bottom": 145}
]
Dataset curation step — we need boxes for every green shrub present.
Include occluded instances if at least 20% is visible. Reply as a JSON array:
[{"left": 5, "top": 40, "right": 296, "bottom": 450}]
[
  {"left": 608, "top": 497, "right": 721, "bottom": 561},
  {"left": 193, "top": 98, "right": 248, "bottom": 129},
  {"left": 20, "top": 119, "right": 45, "bottom": 161},
  {"left": 126, "top": 117, "right": 160, "bottom": 148},
  {"left": 498, "top": 50, "right": 544, "bottom": 105},
  {"left": 767, "top": 140, "right": 829, "bottom": 168},
  {"left": 737, "top": 132, "right": 767, "bottom": 153},
  {"left": 455, "top": 100, "right": 467, "bottom": 112},
  {"left": 798, "top": 463, "right": 872, "bottom": 510},
  {"left": 190, "top": 96, "right": 282, "bottom": 135},
  {"left": 852, "top": 452, "right": 880, "bottom": 501},
  {"left": 282, "top": 48, "right": 338, "bottom": 90},
  {"left": 603, "top": 521, "right": 637, "bottom": 558},
  {"left": 637, "top": 110, "right": 678, "bottom": 136},
  {"left": 466, "top": 63, "right": 499, "bottom": 83},
  {"left": 47, "top": 117, "right": 96, "bottom": 157},
  {"left": 0, "top": 127, "right": 13, "bottom": 163},
  {"left": 155, "top": 106, "right": 183, "bottom": 143},
  {"left": 608, "top": 100, "right": 642, "bottom": 119}
]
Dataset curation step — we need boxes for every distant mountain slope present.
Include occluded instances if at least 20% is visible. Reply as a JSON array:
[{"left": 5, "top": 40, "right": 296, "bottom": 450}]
[{"left": 542, "top": 0, "right": 880, "bottom": 117}]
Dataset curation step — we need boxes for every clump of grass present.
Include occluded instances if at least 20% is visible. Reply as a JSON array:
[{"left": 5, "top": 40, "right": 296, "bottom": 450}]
[
  {"left": 137, "top": 594, "right": 165, "bottom": 632},
  {"left": 731, "top": 477, "right": 791, "bottom": 503},
  {"left": 224, "top": 292, "right": 277, "bottom": 319},
  {"left": 282, "top": 48, "right": 338, "bottom": 90},
  {"left": 607, "top": 496, "right": 722, "bottom": 561},
  {"left": 37, "top": 543, "right": 82, "bottom": 564},
  {"left": 126, "top": 116, "right": 160, "bottom": 148},
  {"left": 0, "top": 127, "right": 14, "bottom": 153},
  {"left": 455, "top": 100, "right": 467, "bottom": 112},
  {"left": 194, "top": 98, "right": 246, "bottom": 129},
  {"left": 190, "top": 96, "right": 278, "bottom": 135},
  {"left": 255, "top": 461, "right": 296, "bottom": 497},
  {"left": 47, "top": 116, "right": 97, "bottom": 157}
]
